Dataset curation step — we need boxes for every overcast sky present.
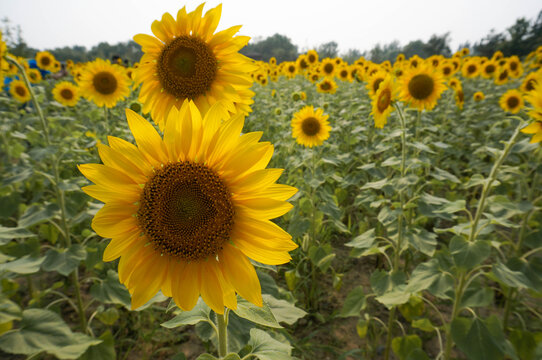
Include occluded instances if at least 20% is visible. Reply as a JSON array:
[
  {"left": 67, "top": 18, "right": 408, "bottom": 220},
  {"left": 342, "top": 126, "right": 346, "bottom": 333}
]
[{"left": 1, "top": 0, "right": 541, "bottom": 54}]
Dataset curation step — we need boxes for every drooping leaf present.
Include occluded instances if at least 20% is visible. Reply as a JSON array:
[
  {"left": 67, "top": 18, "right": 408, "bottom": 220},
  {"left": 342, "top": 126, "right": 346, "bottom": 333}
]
[
  {"left": 247, "top": 328, "right": 292, "bottom": 360},
  {"left": 41, "top": 244, "right": 87, "bottom": 276},
  {"left": 233, "top": 298, "right": 281, "bottom": 329},
  {"left": 161, "top": 300, "right": 211, "bottom": 328}
]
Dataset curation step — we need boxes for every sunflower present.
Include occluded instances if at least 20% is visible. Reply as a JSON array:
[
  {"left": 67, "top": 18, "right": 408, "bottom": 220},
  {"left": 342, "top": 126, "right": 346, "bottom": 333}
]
[
  {"left": 494, "top": 67, "right": 509, "bottom": 85},
  {"left": 10, "top": 79, "right": 31, "bottom": 103},
  {"left": 320, "top": 58, "right": 336, "bottom": 77},
  {"left": 455, "top": 88, "right": 465, "bottom": 110},
  {"left": 306, "top": 50, "right": 318, "bottom": 66},
  {"left": 307, "top": 71, "right": 320, "bottom": 83},
  {"left": 36, "top": 51, "right": 56, "bottom": 72},
  {"left": 481, "top": 60, "right": 498, "bottom": 79},
  {"left": 473, "top": 91, "right": 485, "bottom": 101},
  {"left": 521, "top": 71, "right": 541, "bottom": 93},
  {"left": 284, "top": 62, "right": 297, "bottom": 79},
  {"left": 507, "top": 56, "right": 523, "bottom": 77},
  {"left": 52, "top": 81, "right": 80, "bottom": 107},
  {"left": 499, "top": 89, "right": 524, "bottom": 114},
  {"left": 296, "top": 55, "right": 310, "bottom": 72},
  {"left": 371, "top": 75, "right": 395, "bottom": 128},
  {"left": 399, "top": 65, "right": 446, "bottom": 111},
  {"left": 27, "top": 68, "right": 42, "bottom": 84},
  {"left": 337, "top": 66, "right": 351, "bottom": 82},
  {"left": 522, "top": 121, "right": 542, "bottom": 143},
  {"left": 525, "top": 83, "right": 542, "bottom": 121},
  {"left": 79, "top": 101, "right": 297, "bottom": 313},
  {"left": 461, "top": 58, "right": 480, "bottom": 78},
  {"left": 316, "top": 78, "right": 338, "bottom": 94},
  {"left": 448, "top": 77, "right": 462, "bottom": 90},
  {"left": 291, "top": 105, "right": 331, "bottom": 147},
  {"left": 133, "top": 3, "right": 256, "bottom": 129},
  {"left": 79, "top": 58, "right": 130, "bottom": 108},
  {"left": 269, "top": 57, "right": 277, "bottom": 66},
  {"left": 366, "top": 71, "right": 387, "bottom": 97},
  {"left": 440, "top": 61, "right": 455, "bottom": 78}
]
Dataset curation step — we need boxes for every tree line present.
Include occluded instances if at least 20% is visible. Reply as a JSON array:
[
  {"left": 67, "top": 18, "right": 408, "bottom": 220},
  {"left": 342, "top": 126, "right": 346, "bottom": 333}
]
[{"left": 2, "top": 9, "right": 541, "bottom": 65}]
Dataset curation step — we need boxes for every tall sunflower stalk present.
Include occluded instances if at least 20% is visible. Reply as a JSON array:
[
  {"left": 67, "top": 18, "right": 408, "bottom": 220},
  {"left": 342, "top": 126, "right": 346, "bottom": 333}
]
[{"left": 4, "top": 55, "right": 88, "bottom": 332}]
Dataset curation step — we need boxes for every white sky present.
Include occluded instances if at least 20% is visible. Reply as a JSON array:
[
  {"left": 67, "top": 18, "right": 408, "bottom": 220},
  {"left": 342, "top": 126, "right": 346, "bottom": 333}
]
[{"left": 1, "top": 0, "right": 541, "bottom": 54}]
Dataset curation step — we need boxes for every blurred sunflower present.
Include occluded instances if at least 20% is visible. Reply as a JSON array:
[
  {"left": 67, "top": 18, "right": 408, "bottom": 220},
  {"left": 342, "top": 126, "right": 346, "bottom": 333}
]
[
  {"left": 291, "top": 105, "right": 331, "bottom": 147},
  {"left": 366, "top": 71, "right": 387, "bottom": 97},
  {"left": 306, "top": 50, "right": 318, "bottom": 65},
  {"left": 79, "top": 101, "right": 297, "bottom": 313},
  {"left": 481, "top": 60, "right": 498, "bottom": 79},
  {"left": 27, "top": 68, "right": 42, "bottom": 84},
  {"left": 371, "top": 75, "right": 395, "bottom": 128},
  {"left": 399, "top": 65, "right": 446, "bottom": 111},
  {"left": 462, "top": 58, "right": 480, "bottom": 78},
  {"left": 337, "top": 66, "right": 351, "bottom": 82},
  {"left": 521, "top": 71, "right": 540, "bottom": 93},
  {"left": 79, "top": 58, "right": 130, "bottom": 108},
  {"left": 507, "top": 56, "right": 523, "bottom": 77},
  {"left": 440, "top": 61, "right": 455, "bottom": 77},
  {"left": 473, "top": 91, "right": 485, "bottom": 101},
  {"left": 522, "top": 121, "right": 542, "bottom": 143},
  {"left": 284, "top": 62, "right": 297, "bottom": 79},
  {"left": 36, "top": 51, "right": 56, "bottom": 72},
  {"left": 455, "top": 87, "right": 465, "bottom": 110},
  {"left": 133, "top": 3, "right": 256, "bottom": 129},
  {"left": 494, "top": 67, "right": 509, "bottom": 85},
  {"left": 499, "top": 89, "right": 524, "bottom": 114},
  {"left": 10, "top": 79, "right": 31, "bottom": 103},
  {"left": 52, "top": 81, "right": 80, "bottom": 107},
  {"left": 320, "top": 58, "right": 336, "bottom": 77},
  {"left": 316, "top": 78, "right": 338, "bottom": 94}
]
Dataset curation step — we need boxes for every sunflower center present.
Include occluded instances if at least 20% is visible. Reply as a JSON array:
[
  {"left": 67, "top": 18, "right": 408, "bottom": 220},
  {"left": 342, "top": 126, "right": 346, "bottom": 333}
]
[
  {"left": 308, "top": 54, "right": 316, "bottom": 63},
  {"left": 408, "top": 74, "right": 434, "bottom": 100},
  {"left": 499, "top": 70, "right": 508, "bottom": 81},
  {"left": 485, "top": 64, "right": 496, "bottom": 74},
  {"left": 443, "top": 67, "right": 451, "bottom": 76},
  {"left": 507, "top": 96, "right": 519, "bottom": 109},
  {"left": 377, "top": 88, "right": 392, "bottom": 113},
  {"left": 301, "top": 117, "right": 321, "bottom": 136},
  {"left": 41, "top": 56, "right": 51, "bottom": 66},
  {"left": 467, "top": 65, "right": 476, "bottom": 74},
  {"left": 320, "top": 81, "right": 331, "bottom": 91},
  {"left": 324, "top": 63, "right": 334, "bottom": 74},
  {"left": 510, "top": 61, "right": 518, "bottom": 71},
  {"left": 526, "top": 79, "right": 536, "bottom": 92},
  {"left": 157, "top": 36, "right": 217, "bottom": 100},
  {"left": 93, "top": 71, "right": 118, "bottom": 95},
  {"left": 61, "top": 89, "right": 74, "bottom": 100},
  {"left": 15, "top": 86, "right": 26, "bottom": 97},
  {"left": 372, "top": 78, "right": 383, "bottom": 93},
  {"left": 137, "top": 162, "right": 234, "bottom": 261}
]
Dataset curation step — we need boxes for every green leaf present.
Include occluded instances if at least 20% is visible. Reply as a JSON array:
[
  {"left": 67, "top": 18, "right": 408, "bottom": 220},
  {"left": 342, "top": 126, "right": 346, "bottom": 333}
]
[
  {"left": 0, "top": 255, "right": 44, "bottom": 274},
  {"left": 233, "top": 298, "right": 281, "bottom": 329},
  {"left": 404, "top": 228, "right": 437, "bottom": 256},
  {"left": 80, "top": 331, "right": 115, "bottom": 360},
  {"left": 223, "top": 353, "right": 241, "bottom": 360},
  {"left": 0, "top": 296, "right": 22, "bottom": 323},
  {"left": 510, "top": 330, "right": 536, "bottom": 360},
  {"left": 370, "top": 270, "right": 406, "bottom": 296},
  {"left": 412, "top": 318, "right": 434, "bottom": 332},
  {"left": 18, "top": 203, "right": 59, "bottom": 228},
  {"left": 339, "top": 286, "right": 366, "bottom": 318},
  {"left": 362, "top": 178, "right": 389, "bottom": 190},
  {"left": 405, "top": 259, "right": 442, "bottom": 293},
  {"left": 375, "top": 288, "right": 410, "bottom": 309},
  {"left": 41, "top": 244, "right": 87, "bottom": 276},
  {"left": 411, "top": 141, "right": 436, "bottom": 154},
  {"left": 434, "top": 200, "right": 466, "bottom": 214},
  {"left": 247, "top": 328, "right": 292, "bottom": 360},
  {"left": 398, "top": 296, "right": 425, "bottom": 322},
  {"left": 345, "top": 229, "right": 376, "bottom": 249},
  {"left": 459, "top": 285, "right": 493, "bottom": 308},
  {"left": 196, "top": 354, "right": 218, "bottom": 360},
  {"left": 391, "top": 335, "right": 422, "bottom": 360},
  {"left": 492, "top": 261, "right": 532, "bottom": 289},
  {"left": 161, "top": 300, "right": 211, "bottom": 328},
  {"left": 356, "top": 319, "right": 369, "bottom": 338},
  {"left": 431, "top": 167, "right": 460, "bottom": 183},
  {"left": 262, "top": 295, "right": 306, "bottom": 325},
  {"left": 405, "top": 348, "right": 430, "bottom": 360},
  {"left": 0, "top": 309, "right": 100, "bottom": 359},
  {"left": 450, "top": 237, "right": 491, "bottom": 270},
  {"left": 90, "top": 270, "right": 131, "bottom": 308},
  {"left": 451, "top": 317, "right": 505, "bottom": 360},
  {"left": 96, "top": 307, "right": 119, "bottom": 326},
  {"left": 0, "top": 226, "right": 36, "bottom": 245}
]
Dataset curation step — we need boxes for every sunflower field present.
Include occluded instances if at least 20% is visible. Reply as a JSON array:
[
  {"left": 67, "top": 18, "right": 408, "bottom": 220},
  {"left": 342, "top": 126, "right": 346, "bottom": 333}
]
[{"left": 1, "top": 3, "right": 542, "bottom": 360}]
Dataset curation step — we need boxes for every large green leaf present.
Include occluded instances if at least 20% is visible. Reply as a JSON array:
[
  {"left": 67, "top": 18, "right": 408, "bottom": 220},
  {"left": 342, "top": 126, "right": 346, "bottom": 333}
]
[
  {"left": 18, "top": 203, "right": 59, "bottom": 228},
  {"left": 391, "top": 335, "right": 422, "bottom": 360},
  {"left": 449, "top": 237, "right": 491, "bottom": 270},
  {"left": 404, "top": 228, "right": 437, "bottom": 256},
  {"left": 0, "top": 255, "right": 44, "bottom": 274},
  {"left": 0, "top": 296, "right": 22, "bottom": 323},
  {"left": 233, "top": 298, "right": 281, "bottom": 328},
  {"left": 262, "top": 295, "right": 306, "bottom": 325},
  {"left": 345, "top": 229, "right": 376, "bottom": 249},
  {"left": 41, "top": 244, "right": 87, "bottom": 276},
  {"left": 0, "top": 309, "right": 100, "bottom": 359},
  {"left": 161, "top": 300, "right": 211, "bottom": 328},
  {"left": 405, "top": 259, "right": 442, "bottom": 293},
  {"left": 0, "top": 226, "right": 36, "bottom": 245},
  {"left": 339, "top": 286, "right": 366, "bottom": 318},
  {"left": 80, "top": 331, "right": 115, "bottom": 360},
  {"left": 451, "top": 317, "right": 512, "bottom": 360},
  {"left": 90, "top": 270, "right": 131, "bottom": 308},
  {"left": 247, "top": 328, "right": 292, "bottom": 360}
]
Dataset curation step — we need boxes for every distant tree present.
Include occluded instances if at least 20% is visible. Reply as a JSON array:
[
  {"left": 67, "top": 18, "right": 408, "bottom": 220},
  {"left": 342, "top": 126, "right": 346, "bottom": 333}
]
[
  {"left": 1, "top": 17, "right": 37, "bottom": 57},
  {"left": 342, "top": 48, "right": 362, "bottom": 64},
  {"left": 240, "top": 33, "right": 298, "bottom": 62},
  {"left": 403, "top": 40, "right": 426, "bottom": 58},
  {"left": 317, "top": 41, "right": 338, "bottom": 58},
  {"left": 423, "top": 33, "right": 451, "bottom": 57}
]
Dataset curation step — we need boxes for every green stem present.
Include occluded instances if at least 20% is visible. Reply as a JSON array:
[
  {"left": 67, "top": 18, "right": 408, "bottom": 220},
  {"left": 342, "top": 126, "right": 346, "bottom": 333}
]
[
  {"left": 383, "top": 307, "right": 396, "bottom": 360},
  {"left": 502, "top": 288, "right": 516, "bottom": 331},
  {"left": 216, "top": 311, "right": 228, "bottom": 358},
  {"left": 6, "top": 55, "right": 86, "bottom": 331},
  {"left": 443, "top": 272, "right": 467, "bottom": 360},
  {"left": 469, "top": 121, "right": 523, "bottom": 242}
]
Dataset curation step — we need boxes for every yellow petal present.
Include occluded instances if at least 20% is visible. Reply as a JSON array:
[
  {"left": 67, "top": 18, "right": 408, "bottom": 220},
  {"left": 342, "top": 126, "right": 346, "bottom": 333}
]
[
  {"left": 103, "top": 231, "right": 143, "bottom": 262},
  {"left": 228, "top": 168, "right": 283, "bottom": 194},
  {"left": 129, "top": 253, "right": 169, "bottom": 309},
  {"left": 234, "top": 184, "right": 298, "bottom": 202},
  {"left": 97, "top": 143, "right": 147, "bottom": 184},
  {"left": 92, "top": 205, "right": 138, "bottom": 239},
  {"left": 219, "top": 245, "right": 262, "bottom": 307},
  {"left": 172, "top": 261, "right": 201, "bottom": 311},
  {"left": 125, "top": 109, "right": 168, "bottom": 166},
  {"left": 233, "top": 236, "right": 292, "bottom": 265},
  {"left": 521, "top": 122, "right": 542, "bottom": 134},
  {"left": 199, "top": 260, "right": 225, "bottom": 314},
  {"left": 235, "top": 199, "right": 293, "bottom": 220}
]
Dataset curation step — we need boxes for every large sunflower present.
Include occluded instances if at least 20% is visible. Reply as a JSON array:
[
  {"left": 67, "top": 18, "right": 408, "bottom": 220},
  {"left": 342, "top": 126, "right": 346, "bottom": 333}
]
[
  {"left": 371, "top": 75, "right": 395, "bottom": 129},
  {"left": 52, "top": 81, "right": 80, "bottom": 107},
  {"left": 10, "top": 79, "right": 31, "bottom": 103},
  {"left": 79, "top": 101, "right": 297, "bottom": 313},
  {"left": 36, "top": 51, "right": 56, "bottom": 72},
  {"left": 79, "top": 58, "right": 130, "bottom": 108},
  {"left": 399, "top": 65, "right": 446, "bottom": 111},
  {"left": 133, "top": 3, "right": 256, "bottom": 130},
  {"left": 291, "top": 105, "right": 331, "bottom": 147}
]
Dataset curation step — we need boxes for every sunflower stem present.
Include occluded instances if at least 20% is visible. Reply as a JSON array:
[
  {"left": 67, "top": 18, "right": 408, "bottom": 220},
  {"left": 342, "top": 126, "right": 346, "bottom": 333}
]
[
  {"left": 6, "top": 55, "right": 87, "bottom": 332},
  {"left": 216, "top": 311, "right": 228, "bottom": 358}
]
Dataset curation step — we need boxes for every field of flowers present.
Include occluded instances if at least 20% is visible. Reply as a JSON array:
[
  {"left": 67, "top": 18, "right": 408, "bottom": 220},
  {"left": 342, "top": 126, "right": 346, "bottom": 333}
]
[{"left": 1, "top": 3, "right": 542, "bottom": 360}]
